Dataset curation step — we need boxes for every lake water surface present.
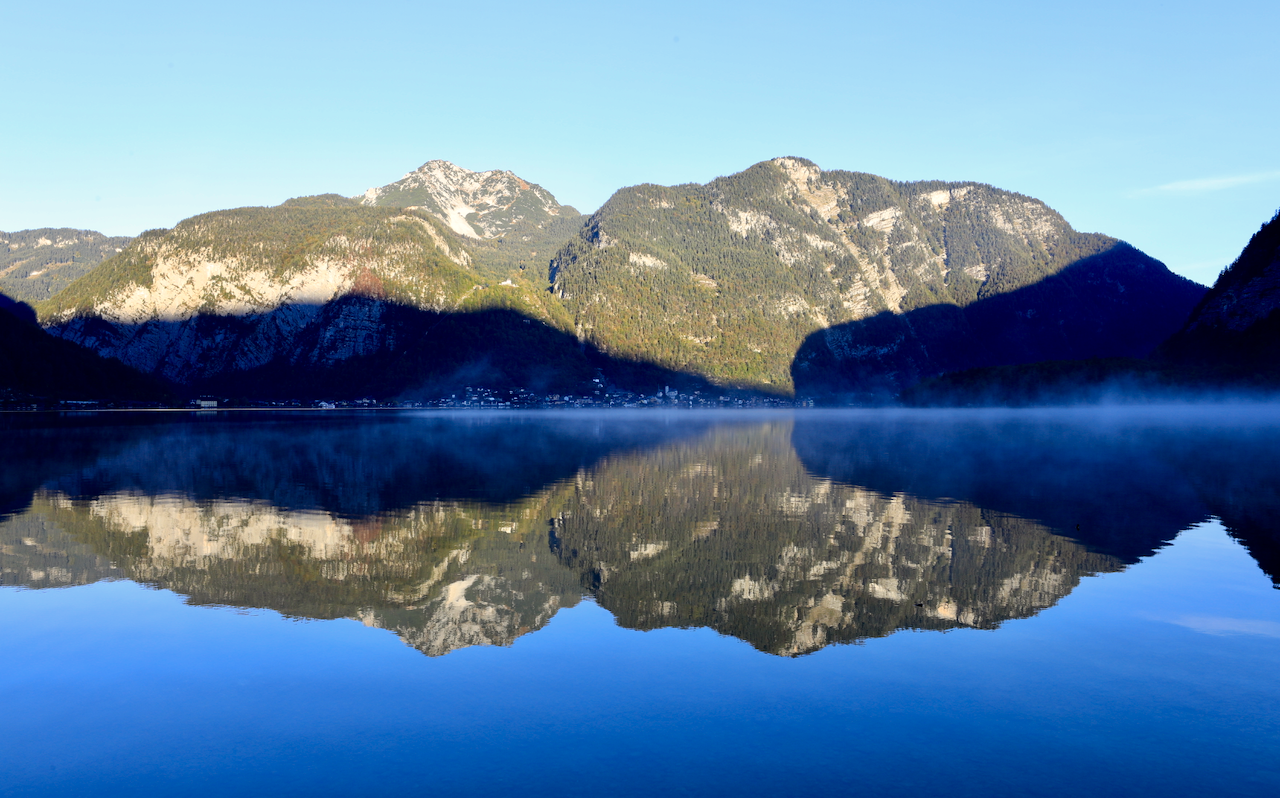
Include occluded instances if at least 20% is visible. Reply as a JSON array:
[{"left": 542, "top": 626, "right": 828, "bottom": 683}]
[{"left": 2, "top": 408, "right": 1278, "bottom": 796}]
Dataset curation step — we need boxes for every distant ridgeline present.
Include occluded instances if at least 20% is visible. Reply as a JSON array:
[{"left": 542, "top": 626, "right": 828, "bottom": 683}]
[
  {"left": 1, "top": 228, "right": 132, "bottom": 303},
  {"left": 15, "top": 157, "right": 1215, "bottom": 402}
]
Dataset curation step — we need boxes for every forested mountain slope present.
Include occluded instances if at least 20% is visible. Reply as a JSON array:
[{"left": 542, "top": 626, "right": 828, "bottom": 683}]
[
  {"left": 1, "top": 228, "right": 132, "bottom": 303},
  {"left": 30, "top": 157, "right": 1204, "bottom": 401},
  {"left": 1159, "top": 208, "right": 1280, "bottom": 372},
  {"left": 550, "top": 157, "right": 1204, "bottom": 395}
]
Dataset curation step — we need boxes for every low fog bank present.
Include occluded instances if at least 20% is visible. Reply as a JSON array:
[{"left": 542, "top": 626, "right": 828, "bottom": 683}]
[
  {"left": 896, "top": 358, "right": 1280, "bottom": 409},
  {"left": 802, "top": 399, "right": 1280, "bottom": 424}
]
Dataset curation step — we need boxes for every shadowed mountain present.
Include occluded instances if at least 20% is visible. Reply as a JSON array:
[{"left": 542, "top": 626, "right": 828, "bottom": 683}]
[
  {"left": 38, "top": 158, "right": 1207, "bottom": 403},
  {"left": 901, "top": 209, "right": 1280, "bottom": 406},
  {"left": 791, "top": 242, "right": 1206, "bottom": 401},
  {"left": 0, "top": 291, "right": 170, "bottom": 404},
  {"left": 52, "top": 299, "right": 741, "bottom": 401},
  {"left": 1160, "top": 208, "right": 1280, "bottom": 375}
]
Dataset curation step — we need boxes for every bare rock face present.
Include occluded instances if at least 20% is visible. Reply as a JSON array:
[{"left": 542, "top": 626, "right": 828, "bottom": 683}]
[{"left": 358, "top": 159, "right": 577, "bottom": 240}]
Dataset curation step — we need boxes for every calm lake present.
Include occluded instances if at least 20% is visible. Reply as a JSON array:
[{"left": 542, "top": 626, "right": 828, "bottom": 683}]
[{"left": 2, "top": 407, "right": 1278, "bottom": 797}]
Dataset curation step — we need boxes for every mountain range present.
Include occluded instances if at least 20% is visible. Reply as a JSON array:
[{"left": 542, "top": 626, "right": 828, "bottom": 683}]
[{"left": 5, "top": 156, "right": 1271, "bottom": 403}]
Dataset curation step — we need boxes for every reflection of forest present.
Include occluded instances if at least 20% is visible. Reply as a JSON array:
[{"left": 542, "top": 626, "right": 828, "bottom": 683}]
[
  {"left": 550, "top": 423, "right": 1121, "bottom": 654},
  {"left": 0, "top": 414, "right": 1186, "bottom": 657},
  {"left": 791, "top": 410, "right": 1280, "bottom": 588}
]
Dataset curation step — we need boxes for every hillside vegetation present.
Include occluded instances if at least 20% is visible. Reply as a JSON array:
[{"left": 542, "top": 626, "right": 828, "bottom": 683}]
[
  {"left": 28, "top": 158, "right": 1206, "bottom": 400},
  {"left": 1160, "top": 208, "right": 1280, "bottom": 371},
  {"left": 551, "top": 158, "right": 1202, "bottom": 394},
  {"left": 0, "top": 228, "right": 132, "bottom": 303}
]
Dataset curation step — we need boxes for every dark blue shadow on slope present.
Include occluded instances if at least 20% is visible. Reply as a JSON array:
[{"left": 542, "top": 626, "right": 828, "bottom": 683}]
[
  {"left": 791, "top": 242, "right": 1206, "bottom": 402},
  {"left": 51, "top": 299, "right": 752, "bottom": 402}
]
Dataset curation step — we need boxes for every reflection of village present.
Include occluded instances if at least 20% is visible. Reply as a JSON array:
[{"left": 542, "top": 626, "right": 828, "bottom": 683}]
[{"left": 1, "top": 423, "right": 1122, "bottom": 657}]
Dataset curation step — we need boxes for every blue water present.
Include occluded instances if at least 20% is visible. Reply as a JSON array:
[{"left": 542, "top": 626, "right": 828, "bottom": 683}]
[{"left": 1, "top": 409, "right": 1278, "bottom": 796}]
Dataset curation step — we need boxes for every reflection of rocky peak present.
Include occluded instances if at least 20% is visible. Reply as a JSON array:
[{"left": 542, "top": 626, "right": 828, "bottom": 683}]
[
  {"left": 550, "top": 424, "right": 1122, "bottom": 655},
  {"left": 367, "top": 573, "right": 576, "bottom": 658},
  {"left": 21, "top": 489, "right": 581, "bottom": 657}
]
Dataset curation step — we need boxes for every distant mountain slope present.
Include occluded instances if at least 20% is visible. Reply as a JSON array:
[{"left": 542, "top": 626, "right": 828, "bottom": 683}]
[
  {"left": 0, "top": 228, "right": 132, "bottom": 303},
  {"left": 1160, "top": 208, "right": 1280, "bottom": 371},
  {"left": 550, "top": 157, "right": 1204, "bottom": 394},
  {"left": 358, "top": 160, "right": 587, "bottom": 281}
]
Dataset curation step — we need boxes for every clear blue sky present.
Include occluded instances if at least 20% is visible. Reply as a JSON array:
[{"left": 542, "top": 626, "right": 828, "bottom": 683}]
[{"left": 3, "top": 0, "right": 1276, "bottom": 285}]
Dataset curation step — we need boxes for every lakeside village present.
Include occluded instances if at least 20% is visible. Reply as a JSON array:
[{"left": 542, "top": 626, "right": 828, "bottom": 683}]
[{"left": 1, "top": 382, "right": 815, "bottom": 412}]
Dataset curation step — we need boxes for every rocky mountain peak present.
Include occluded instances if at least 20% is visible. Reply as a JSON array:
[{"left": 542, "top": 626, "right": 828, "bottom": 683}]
[
  {"left": 357, "top": 159, "right": 571, "bottom": 240},
  {"left": 770, "top": 156, "right": 823, "bottom": 185}
]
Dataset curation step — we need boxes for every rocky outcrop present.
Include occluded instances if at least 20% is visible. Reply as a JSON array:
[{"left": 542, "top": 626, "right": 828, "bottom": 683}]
[{"left": 359, "top": 160, "right": 578, "bottom": 240}]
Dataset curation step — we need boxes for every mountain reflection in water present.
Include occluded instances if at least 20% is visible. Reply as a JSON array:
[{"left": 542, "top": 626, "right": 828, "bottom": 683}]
[{"left": 2, "top": 408, "right": 1278, "bottom": 657}]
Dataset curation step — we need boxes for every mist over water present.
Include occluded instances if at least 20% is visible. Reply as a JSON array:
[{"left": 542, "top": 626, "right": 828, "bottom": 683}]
[{"left": 2, "top": 406, "right": 1278, "bottom": 796}]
